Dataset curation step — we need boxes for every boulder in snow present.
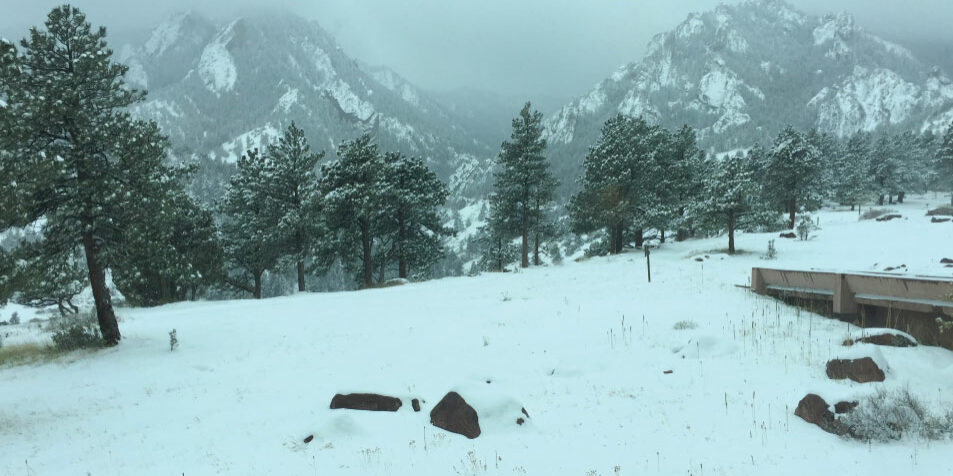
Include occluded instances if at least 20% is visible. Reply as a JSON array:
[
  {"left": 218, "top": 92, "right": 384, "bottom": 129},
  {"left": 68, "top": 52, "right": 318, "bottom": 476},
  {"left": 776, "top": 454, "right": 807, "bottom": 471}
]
[
  {"left": 834, "top": 401, "right": 858, "bottom": 414},
  {"left": 330, "top": 393, "right": 402, "bottom": 412},
  {"left": 875, "top": 214, "right": 902, "bottom": 222},
  {"left": 825, "top": 357, "right": 885, "bottom": 383},
  {"left": 779, "top": 232, "right": 797, "bottom": 239},
  {"left": 430, "top": 392, "right": 481, "bottom": 439},
  {"left": 794, "top": 394, "right": 848, "bottom": 436},
  {"left": 855, "top": 333, "right": 916, "bottom": 348}
]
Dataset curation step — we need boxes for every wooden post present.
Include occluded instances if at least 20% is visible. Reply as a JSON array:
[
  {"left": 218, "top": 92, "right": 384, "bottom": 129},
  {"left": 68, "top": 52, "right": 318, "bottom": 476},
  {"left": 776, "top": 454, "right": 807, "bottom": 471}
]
[{"left": 645, "top": 246, "right": 651, "bottom": 283}]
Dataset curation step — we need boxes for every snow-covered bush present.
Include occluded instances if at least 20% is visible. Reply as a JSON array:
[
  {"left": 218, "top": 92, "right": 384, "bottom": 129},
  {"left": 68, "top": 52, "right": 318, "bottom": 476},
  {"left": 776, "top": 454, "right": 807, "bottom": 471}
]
[
  {"left": 49, "top": 314, "right": 102, "bottom": 351},
  {"left": 546, "top": 243, "right": 563, "bottom": 265},
  {"left": 860, "top": 208, "right": 894, "bottom": 221},
  {"left": 9, "top": 312, "right": 19, "bottom": 325},
  {"left": 763, "top": 239, "right": 777, "bottom": 260},
  {"left": 673, "top": 320, "right": 698, "bottom": 330},
  {"left": 841, "top": 389, "right": 953, "bottom": 442},
  {"left": 169, "top": 329, "right": 178, "bottom": 351}
]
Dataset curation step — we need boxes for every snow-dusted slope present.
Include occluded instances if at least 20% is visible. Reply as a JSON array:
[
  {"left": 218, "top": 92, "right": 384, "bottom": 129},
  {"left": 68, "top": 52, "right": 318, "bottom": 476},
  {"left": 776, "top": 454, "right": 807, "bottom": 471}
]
[
  {"left": 3, "top": 195, "right": 953, "bottom": 474},
  {"left": 543, "top": 0, "right": 953, "bottom": 191},
  {"left": 125, "top": 12, "right": 493, "bottom": 203}
]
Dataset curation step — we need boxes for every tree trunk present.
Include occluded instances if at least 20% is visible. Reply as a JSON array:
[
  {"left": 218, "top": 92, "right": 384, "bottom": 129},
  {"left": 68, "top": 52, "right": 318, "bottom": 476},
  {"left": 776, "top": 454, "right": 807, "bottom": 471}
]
[
  {"left": 297, "top": 260, "right": 306, "bottom": 292},
  {"left": 897, "top": 191, "right": 905, "bottom": 204},
  {"left": 608, "top": 225, "right": 617, "bottom": 254},
  {"left": 361, "top": 220, "right": 373, "bottom": 288},
  {"left": 888, "top": 194, "right": 894, "bottom": 205},
  {"left": 660, "top": 230, "right": 665, "bottom": 244},
  {"left": 496, "top": 237, "right": 504, "bottom": 272},
  {"left": 253, "top": 271, "right": 263, "bottom": 299},
  {"left": 634, "top": 229, "right": 644, "bottom": 248},
  {"left": 82, "top": 231, "right": 120, "bottom": 346},
  {"left": 398, "top": 212, "right": 407, "bottom": 279},
  {"left": 533, "top": 231, "right": 540, "bottom": 266},
  {"left": 788, "top": 198, "right": 797, "bottom": 229},
  {"left": 159, "top": 275, "right": 172, "bottom": 304},
  {"left": 878, "top": 194, "right": 884, "bottom": 206},
  {"left": 520, "top": 230, "right": 529, "bottom": 268},
  {"left": 676, "top": 229, "right": 688, "bottom": 242},
  {"left": 727, "top": 212, "right": 736, "bottom": 255},
  {"left": 850, "top": 204, "right": 855, "bottom": 211}
]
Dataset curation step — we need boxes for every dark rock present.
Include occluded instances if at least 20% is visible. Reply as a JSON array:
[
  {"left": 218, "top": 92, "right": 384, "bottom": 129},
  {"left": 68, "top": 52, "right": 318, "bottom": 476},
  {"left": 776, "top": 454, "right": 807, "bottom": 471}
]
[
  {"left": 330, "top": 393, "right": 403, "bottom": 412},
  {"left": 430, "top": 392, "right": 481, "bottom": 439},
  {"left": 516, "top": 417, "right": 525, "bottom": 425},
  {"left": 856, "top": 333, "right": 917, "bottom": 348},
  {"left": 932, "top": 217, "right": 951, "bottom": 223},
  {"left": 876, "top": 214, "right": 902, "bottom": 222},
  {"left": 794, "top": 394, "right": 849, "bottom": 436},
  {"left": 927, "top": 206, "right": 953, "bottom": 217},
  {"left": 825, "top": 357, "right": 885, "bottom": 383},
  {"left": 941, "top": 258, "right": 953, "bottom": 264},
  {"left": 412, "top": 398, "right": 421, "bottom": 412},
  {"left": 663, "top": 370, "right": 673, "bottom": 374},
  {"left": 779, "top": 232, "right": 797, "bottom": 239},
  {"left": 694, "top": 257, "right": 704, "bottom": 262},
  {"left": 521, "top": 407, "right": 530, "bottom": 419},
  {"left": 834, "top": 401, "right": 859, "bottom": 414},
  {"left": 303, "top": 435, "right": 314, "bottom": 444}
]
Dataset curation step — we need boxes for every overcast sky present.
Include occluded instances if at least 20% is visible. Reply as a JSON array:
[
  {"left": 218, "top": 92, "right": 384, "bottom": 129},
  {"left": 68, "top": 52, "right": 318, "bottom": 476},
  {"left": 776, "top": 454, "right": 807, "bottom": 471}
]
[{"left": 2, "top": 0, "right": 952, "bottom": 99}]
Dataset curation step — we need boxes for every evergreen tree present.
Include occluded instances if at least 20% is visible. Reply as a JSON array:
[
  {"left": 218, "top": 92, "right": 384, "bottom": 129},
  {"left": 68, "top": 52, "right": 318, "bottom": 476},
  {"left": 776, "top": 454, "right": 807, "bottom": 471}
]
[
  {"left": 936, "top": 122, "right": 953, "bottom": 206},
  {"left": 113, "top": 188, "right": 223, "bottom": 306},
  {"left": 0, "top": 7, "right": 186, "bottom": 344},
  {"left": 477, "top": 197, "right": 520, "bottom": 272},
  {"left": 220, "top": 148, "right": 284, "bottom": 298},
  {"left": 319, "top": 134, "right": 386, "bottom": 288},
  {"left": 832, "top": 134, "right": 874, "bottom": 210},
  {"left": 266, "top": 122, "right": 325, "bottom": 292},
  {"left": 489, "top": 102, "right": 557, "bottom": 268},
  {"left": 692, "top": 153, "right": 760, "bottom": 254},
  {"left": 377, "top": 152, "right": 451, "bottom": 280},
  {"left": 762, "top": 126, "right": 823, "bottom": 229},
  {"left": 568, "top": 115, "right": 667, "bottom": 253},
  {"left": 869, "top": 133, "right": 902, "bottom": 205},
  {"left": 7, "top": 239, "right": 86, "bottom": 315}
]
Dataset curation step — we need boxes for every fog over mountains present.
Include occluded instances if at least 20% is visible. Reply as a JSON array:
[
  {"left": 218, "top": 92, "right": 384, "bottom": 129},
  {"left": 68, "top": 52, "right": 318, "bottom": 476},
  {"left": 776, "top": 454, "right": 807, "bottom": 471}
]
[{"left": 117, "top": 0, "right": 953, "bottom": 204}]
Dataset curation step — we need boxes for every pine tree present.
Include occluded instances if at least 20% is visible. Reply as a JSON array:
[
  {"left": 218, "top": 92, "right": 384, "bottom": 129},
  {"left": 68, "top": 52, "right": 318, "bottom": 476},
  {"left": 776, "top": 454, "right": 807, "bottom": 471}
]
[
  {"left": 936, "top": 122, "right": 953, "bottom": 206},
  {"left": 477, "top": 197, "right": 520, "bottom": 272},
  {"left": 319, "top": 134, "right": 386, "bottom": 288},
  {"left": 832, "top": 134, "right": 874, "bottom": 210},
  {"left": 762, "top": 126, "right": 823, "bottom": 229},
  {"left": 377, "top": 152, "right": 451, "bottom": 280},
  {"left": 489, "top": 102, "right": 557, "bottom": 268},
  {"left": 266, "top": 122, "right": 325, "bottom": 292},
  {"left": 220, "top": 148, "right": 284, "bottom": 299},
  {"left": 0, "top": 7, "right": 185, "bottom": 344},
  {"left": 692, "top": 153, "right": 760, "bottom": 254},
  {"left": 869, "top": 133, "right": 902, "bottom": 205}
]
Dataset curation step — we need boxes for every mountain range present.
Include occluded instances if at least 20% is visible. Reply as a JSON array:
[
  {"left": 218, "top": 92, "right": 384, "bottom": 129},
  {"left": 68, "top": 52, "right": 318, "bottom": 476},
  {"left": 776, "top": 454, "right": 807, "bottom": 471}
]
[{"left": 117, "top": 1, "right": 953, "bottom": 206}]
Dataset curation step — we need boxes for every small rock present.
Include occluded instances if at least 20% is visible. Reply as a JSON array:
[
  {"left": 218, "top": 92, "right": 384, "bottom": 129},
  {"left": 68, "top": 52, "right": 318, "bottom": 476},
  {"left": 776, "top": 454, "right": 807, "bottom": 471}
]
[
  {"left": 430, "top": 392, "right": 481, "bottom": 439},
  {"left": 694, "top": 257, "right": 704, "bottom": 262},
  {"left": 834, "top": 401, "right": 859, "bottom": 414},
  {"left": 779, "top": 232, "right": 797, "bottom": 239},
  {"left": 932, "top": 217, "right": 951, "bottom": 223},
  {"left": 941, "top": 258, "right": 953, "bottom": 264},
  {"left": 663, "top": 370, "right": 673, "bottom": 374},
  {"left": 826, "top": 357, "right": 885, "bottom": 383},
  {"left": 521, "top": 407, "right": 530, "bottom": 419},
  {"left": 412, "top": 399, "right": 421, "bottom": 412},
  {"left": 876, "top": 214, "right": 902, "bottom": 222},
  {"left": 303, "top": 435, "right": 314, "bottom": 444},
  {"left": 330, "top": 393, "right": 403, "bottom": 412},
  {"left": 516, "top": 417, "right": 525, "bottom": 425}
]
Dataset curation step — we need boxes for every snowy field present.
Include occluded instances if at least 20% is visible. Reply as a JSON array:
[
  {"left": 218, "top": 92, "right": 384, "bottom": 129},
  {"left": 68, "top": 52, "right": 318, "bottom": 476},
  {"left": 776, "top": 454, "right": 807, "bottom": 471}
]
[{"left": 2, "top": 195, "right": 953, "bottom": 475}]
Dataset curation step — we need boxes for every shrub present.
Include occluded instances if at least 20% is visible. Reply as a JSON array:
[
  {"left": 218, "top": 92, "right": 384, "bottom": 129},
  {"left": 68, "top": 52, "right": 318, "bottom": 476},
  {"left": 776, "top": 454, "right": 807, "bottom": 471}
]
[
  {"left": 796, "top": 216, "right": 813, "bottom": 240},
  {"left": 49, "top": 314, "right": 102, "bottom": 351},
  {"left": 762, "top": 239, "right": 777, "bottom": 260},
  {"left": 841, "top": 389, "right": 953, "bottom": 442},
  {"left": 9, "top": 312, "right": 19, "bottom": 325},
  {"left": 673, "top": 320, "right": 698, "bottom": 330}
]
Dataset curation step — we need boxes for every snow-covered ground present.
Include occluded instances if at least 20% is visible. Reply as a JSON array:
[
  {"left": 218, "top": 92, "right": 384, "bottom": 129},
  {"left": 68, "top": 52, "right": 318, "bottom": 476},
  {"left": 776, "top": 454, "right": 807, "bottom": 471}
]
[{"left": 2, "top": 195, "right": 953, "bottom": 475}]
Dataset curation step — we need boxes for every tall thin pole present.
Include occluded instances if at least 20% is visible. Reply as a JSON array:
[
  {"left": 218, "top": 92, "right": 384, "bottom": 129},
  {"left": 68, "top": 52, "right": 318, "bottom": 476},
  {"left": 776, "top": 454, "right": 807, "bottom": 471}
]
[{"left": 645, "top": 246, "right": 651, "bottom": 283}]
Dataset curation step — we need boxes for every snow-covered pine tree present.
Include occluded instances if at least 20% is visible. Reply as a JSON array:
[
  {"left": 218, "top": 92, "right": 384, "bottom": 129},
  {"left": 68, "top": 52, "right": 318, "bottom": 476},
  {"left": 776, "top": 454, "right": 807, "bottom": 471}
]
[
  {"left": 477, "top": 197, "right": 520, "bottom": 272},
  {"left": 489, "top": 102, "right": 557, "bottom": 268},
  {"left": 935, "top": 122, "right": 953, "bottom": 206},
  {"left": 692, "top": 153, "right": 760, "bottom": 254},
  {"left": 0, "top": 6, "right": 188, "bottom": 344},
  {"left": 6, "top": 239, "right": 86, "bottom": 315},
  {"left": 377, "top": 152, "right": 451, "bottom": 280},
  {"left": 762, "top": 126, "right": 823, "bottom": 229},
  {"left": 318, "top": 134, "right": 387, "bottom": 288},
  {"left": 656, "top": 125, "right": 705, "bottom": 243},
  {"left": 869, "top": 133, "right": 902, "bottom": 205},
  {"left": 832, "top": 133, "right": 874, "bottom": 211},
  {"left": 220, "top": 148, "right": 284, "bottom": 299},
  {"left": 112, "top": 187, "right": 223, "bottom": 306},
  {"left": 266, "top": 121, "right": 325, "bottom": 292}
]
